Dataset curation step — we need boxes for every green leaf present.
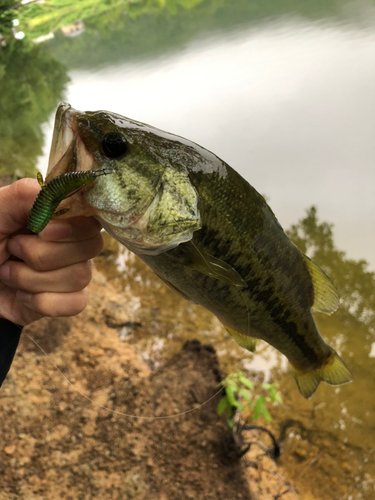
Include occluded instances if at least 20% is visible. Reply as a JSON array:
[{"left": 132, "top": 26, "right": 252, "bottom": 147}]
[
  {"left": 262, "top": 408, "right": 272, "bottom": 422},
  {"left": 253, "top": 396, "right": 265, "bottom": 420},
  {"left": 269, "top": 387, "right": 277, "bottom": 402},
  {"left": 253, "top": 396, "right": 273, "bottom": 422},
  {"left": 275, "top": 393, "right": 283, "bottom": 404},
  {"left": 238, "top": 388, "right": 251, "bottom": 403},
  {"left": 262, "top": 382, "right": 281, "bottom": 403},
  {"left": 225, "top": 385, "right": 237, "bottom": 408},
  {"left": 217, "top": 396, "right": 228, "bottom": 416},
  {"left": 239, "top": 376, "right": 254, "bottom": 391}
]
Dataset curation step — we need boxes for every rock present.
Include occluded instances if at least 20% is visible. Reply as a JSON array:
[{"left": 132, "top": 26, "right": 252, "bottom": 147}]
[
  {"left": 4, "top": 445, "right": 16, "bottom": 455},
  {"left": 294, "top": 447, "right": 308, "bottom": 459},
  {"left": 103, "top": 300, "right": 131, "bottom": 327}
]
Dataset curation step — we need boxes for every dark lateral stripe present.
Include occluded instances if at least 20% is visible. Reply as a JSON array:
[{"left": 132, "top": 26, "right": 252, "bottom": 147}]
[
  {"left": 198, "top": 224, "right": 320, "bottom": 364},
  {"left": 260, "top": 295, "right": 320, "bottom": 365}
]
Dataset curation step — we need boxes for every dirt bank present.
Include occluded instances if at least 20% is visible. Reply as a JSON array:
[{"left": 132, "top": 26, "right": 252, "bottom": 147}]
[{"left": 0, "top": 260, "right": 298, "bottom": 500}]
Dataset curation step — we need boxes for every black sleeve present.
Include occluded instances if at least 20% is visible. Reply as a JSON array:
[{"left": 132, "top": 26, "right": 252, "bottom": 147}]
[{"left": 0, "top": 319, "right": 23, "bottom": 388}]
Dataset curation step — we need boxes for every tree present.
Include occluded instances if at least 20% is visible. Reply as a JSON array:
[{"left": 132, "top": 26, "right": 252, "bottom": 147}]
[
  {"left": 0, "top": 39, "right": 70, "bottom": 177},
  {"left": 287, "top": 207, "right": 375, "bottom": 332},
  {"left": 0, "top": 0, "right": 19, "bottom": 38}
]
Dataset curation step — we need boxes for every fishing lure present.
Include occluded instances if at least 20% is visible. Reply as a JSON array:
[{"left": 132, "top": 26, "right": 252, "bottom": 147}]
[{"left": 27, "top": 168, "right": 114, "bottom": 233}]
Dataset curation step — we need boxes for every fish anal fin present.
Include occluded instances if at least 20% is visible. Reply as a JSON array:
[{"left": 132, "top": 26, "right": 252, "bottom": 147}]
[
  {"left": 292, "top": 349, "right": 353, "bottom": 399},
  {"left": 303, "top": 254, "right": 340, "bottom": 314},
  {"left": 224, "top": 326, "right": 257, "bottom": 353}
]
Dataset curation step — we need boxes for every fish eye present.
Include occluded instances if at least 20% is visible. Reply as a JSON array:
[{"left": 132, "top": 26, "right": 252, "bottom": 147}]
[{"left": 102, "top": 133, "right": 128, "bottom": 159}]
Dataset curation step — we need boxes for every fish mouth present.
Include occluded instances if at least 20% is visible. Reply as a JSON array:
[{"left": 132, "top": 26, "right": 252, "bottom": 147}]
[
  {"left": 45, "top": 102, "right": 95, "bottom": 182},
  {"left": 44, "top": 102, "right": 155, "bottom": 226},
  {"left": 42, "top": 103, "right": 100, "bottom": 219}
]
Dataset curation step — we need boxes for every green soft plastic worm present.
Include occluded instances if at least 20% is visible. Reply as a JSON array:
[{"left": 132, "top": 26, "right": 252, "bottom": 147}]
[{"left": 27, "top": 168, "right": 113, "bottom": 233}]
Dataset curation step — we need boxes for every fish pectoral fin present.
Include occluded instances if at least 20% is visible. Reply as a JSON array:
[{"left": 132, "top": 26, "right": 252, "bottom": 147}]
[
  {"left": 224, "top": 326, "right": 257, "bottom": 353},
  {"left": 291, "top": 349, "right": 353, "bottom": 399},
  {"left": 303, "top": 254, "right": 340, "bottom": 314},
  {"left": 174, "top": 242, "right": 247, "bottom": 288},
  {"left": 153, "top": 271, "right": 196, "bottom": 303}
]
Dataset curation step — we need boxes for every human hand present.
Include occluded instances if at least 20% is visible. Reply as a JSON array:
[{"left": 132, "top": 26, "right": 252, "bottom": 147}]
[{"left": 0, "top": 178, "right": 103, "bottom": 326}]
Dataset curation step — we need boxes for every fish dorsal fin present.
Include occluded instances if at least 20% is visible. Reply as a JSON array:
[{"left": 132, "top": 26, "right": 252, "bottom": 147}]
[
  {"left": 224, "top": 326, "right": 257, "bottom": 353},
  {"left": 303, "top": 254, "right": 340, "bottom": 314}
]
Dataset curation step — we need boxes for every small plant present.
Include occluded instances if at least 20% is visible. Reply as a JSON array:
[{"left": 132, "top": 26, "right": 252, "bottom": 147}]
[{"left": 217, "top": 371, "right": 282, "bottom": 429}]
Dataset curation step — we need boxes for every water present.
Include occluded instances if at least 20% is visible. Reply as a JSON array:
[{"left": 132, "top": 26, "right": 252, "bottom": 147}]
[
  {"left": 2, "top": 0, "right": 375, "bottom": 498},
  {"left": 36, "top": 4, "right": 375, "bottom": 270},
  {"left": 95, "top": 227, "right": 375, "bottom": 500}
]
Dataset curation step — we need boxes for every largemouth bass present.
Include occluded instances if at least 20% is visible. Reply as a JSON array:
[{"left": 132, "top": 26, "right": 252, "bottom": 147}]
[{"left": 36, "top": 102, "right": 352, "bottom": 399}]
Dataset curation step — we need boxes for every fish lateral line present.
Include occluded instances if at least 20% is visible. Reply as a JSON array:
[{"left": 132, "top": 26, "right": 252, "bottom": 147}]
[{"left": 27, "top": 168, "right": 115, "bottom": 234}]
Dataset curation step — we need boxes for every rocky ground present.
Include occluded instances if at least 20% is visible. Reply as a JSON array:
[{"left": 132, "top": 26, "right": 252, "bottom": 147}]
[{"left": 0, "top": 264, "right": 298, "bottom": 500}]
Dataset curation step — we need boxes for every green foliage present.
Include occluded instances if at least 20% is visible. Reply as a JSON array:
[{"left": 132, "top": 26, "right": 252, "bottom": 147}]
[
  {"left": 0, "top": 39, "right": 69, "bottom": 177},
  {"left": 287, "top": 207, "right": 375, "bottom": 332},
  {"left": 31, "top": 0, "right": 217, "bottom": 69},
  {"left": 217, "top": 372, "right": 282, "bottom": 429},
  {"left": 0, "top": 0, "right": 19, "bottom": 37},
  {"left": 18, "top": 0, "right": 127, "bottom": 40},
  {"left": 15, "top": 0, "right": 357, "bottom": 70}
]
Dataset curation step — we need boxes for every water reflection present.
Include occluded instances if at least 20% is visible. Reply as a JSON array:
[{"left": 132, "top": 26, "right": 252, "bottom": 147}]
[
  {"left": 2, "top": 0, "right": 375, "bottom": 498},
  {"left": 35, "top": 11, "right": 375, "bottom": 269},
  {"left": 95, "top": 202, "right": 375, "bottom": 500},
  {"left": 0, "top": 39, "right": 69, "bottom": 177}
]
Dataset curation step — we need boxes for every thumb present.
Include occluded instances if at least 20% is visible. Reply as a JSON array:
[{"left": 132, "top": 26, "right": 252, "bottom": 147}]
[{"left": 0, "top": 178, "right": 40, "bottom": 238}]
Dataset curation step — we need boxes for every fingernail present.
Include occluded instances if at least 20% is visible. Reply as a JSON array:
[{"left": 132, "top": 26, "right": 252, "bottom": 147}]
[
  {"left": 7, "top": 238, "right": 20, "bottom": 257},
  {"left": 39, "top": 222, "right": 73, "bottom": 241},
  {"left": 0, "top": 264, "right": 10, "bottom": 281},
  {"left": 16, "top": 290, "right": 33, "bottom": 303}
]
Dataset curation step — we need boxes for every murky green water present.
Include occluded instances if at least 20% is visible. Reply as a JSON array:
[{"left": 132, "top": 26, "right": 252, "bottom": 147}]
[
  {"left": 2, "top": 0, "right": 375, "bottom": 498},
  {"left": 95, "top": 228, "right": 375, "bottom": 500}
]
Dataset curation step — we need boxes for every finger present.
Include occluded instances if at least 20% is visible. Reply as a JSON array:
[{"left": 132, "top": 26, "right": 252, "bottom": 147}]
[
  {"left": 0, "top": 179, "right": 41, "bottom": 264},
  {"left": 17, "top": 289, "right": 89, "bottom": 317},
  {"left": 7, "top": 233, "right": 103, "bottom": 272},
  {"left": 0, "top": 260, "right": 92, "bottom": 293},
  {"left": 0, "top": 287, "right": 43, "bottom": 326},
  {"left": 0, "top": 179, "right": 40, "bottom": 237},
  {"left": 39, "top": 216, "right": 103, "bottom": 242}
]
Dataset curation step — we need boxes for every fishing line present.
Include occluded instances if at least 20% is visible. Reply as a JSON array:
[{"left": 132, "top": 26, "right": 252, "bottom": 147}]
[
  {"left": 10, "top": 320, "right": 225, "bottom": 420},
  {"left": 19, "top": 328, "right": 223, "bottom": 420}
]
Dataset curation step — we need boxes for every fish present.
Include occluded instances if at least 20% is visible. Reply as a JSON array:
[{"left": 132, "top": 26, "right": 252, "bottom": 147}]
[{"left": 37, "top": 102, "right": 353, "bottom": 399}]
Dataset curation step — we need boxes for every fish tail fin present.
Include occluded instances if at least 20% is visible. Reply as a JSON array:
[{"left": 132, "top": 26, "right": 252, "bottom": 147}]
[{"left": 292, "top": 349, "right": 353, "bottom": 399}]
